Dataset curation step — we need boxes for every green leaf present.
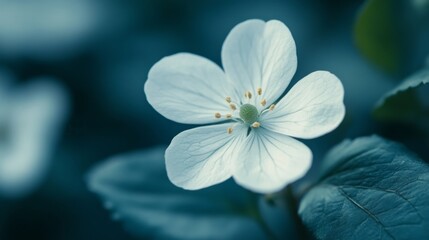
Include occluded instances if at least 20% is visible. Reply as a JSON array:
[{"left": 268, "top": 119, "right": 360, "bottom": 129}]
[
  {"left": 87, "top": 147, "right": 267, "bottom": 240},
  {"left": 355, "top": 0, "right": 404, "bottom": 74},
  {"left": 374, "top": 68, "right": 429, "bottom": 123},
  {"left": 299, "top": 135, "right": 429, "bottom": 239}
]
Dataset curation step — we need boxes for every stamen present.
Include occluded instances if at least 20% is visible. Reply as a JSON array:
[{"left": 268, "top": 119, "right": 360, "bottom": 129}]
[
  {"left": 247, "top": 91, "right": 252, "bottom": 99},
  {"left": 269, "top": 104, "right": 276, "bottom": 111},
  {"left": 226, "top": 113, "right": 232, "bottom": 118},
  {"left": 260, "top": 99, "right": 267, "bottom": 107},
  {"left": 229, "top": 103, "right": 237, "bottom": 111},
  {"left": 225, "top": 96, "right": 231, "bottom": 103},
  {"left": 252, "top": 122, "right": 261, "bottom": 128},
  {"left": 227, "top": 127, "right": 233, "bottom": 134},
  {"left": 257, "top": 88, "right": 262, "bottom": 95},
  {"left": 215, "top": 112, "right": 221, "bottom": 118}
]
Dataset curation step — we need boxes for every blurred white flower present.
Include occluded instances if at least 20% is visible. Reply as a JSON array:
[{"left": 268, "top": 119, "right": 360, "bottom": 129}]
[
  {"left": 0, "top": 72, "right": 69, "bottom": 198},
  {"left": 413, "top": 0, "right": 429, "bottom": 12},
  {"left": 0, "top": 0, "right": 127, "bottom": 60},
  {"left": 145, "top": 19, "right": 345, "bottom": 193}
]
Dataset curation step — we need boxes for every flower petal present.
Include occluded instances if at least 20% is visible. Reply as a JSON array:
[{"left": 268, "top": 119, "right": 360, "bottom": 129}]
[
  {"left": 166, "top": 123, "right": 247, "bottom": 190},
  {"left": 261, "top": 71, "right": 345, "bottom": 139},
  {"left": 221, "top": 19, "right": 297, "bottom": 107},
  {"left": 145, "top": 53, "right": 235, "bottom": 124},
  {"left": 233, "top": 129, "right": 312, "bottom": 193}
]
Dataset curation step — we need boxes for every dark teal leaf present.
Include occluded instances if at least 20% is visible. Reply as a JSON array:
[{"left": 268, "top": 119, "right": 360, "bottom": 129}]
[
  {"left": 299, "top": 135, "right": 429, "bottom": 239},
  {"left": 374, "top": 68, "right": 429, "bottom": 124},
  {"left": 87, "top": 146, "right": 267, "bottom": 240},
  {"left": 355, "top": 0, "right": 404, "bottom": 74}
]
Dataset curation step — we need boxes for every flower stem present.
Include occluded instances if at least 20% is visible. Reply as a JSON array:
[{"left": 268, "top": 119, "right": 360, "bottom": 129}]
[
  {"left": 255, "top": 208, "right": 278, "bottom": 240},
  {"left": 283, "top": 185, "right": 312, "bottom": 240}
]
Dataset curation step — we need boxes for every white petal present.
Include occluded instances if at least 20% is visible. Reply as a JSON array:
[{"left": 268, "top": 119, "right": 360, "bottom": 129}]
[
  {"left": 221, "top": 19, "right": 297, "bottom": 107},
  {"left": 261, "top": 71, "right": 345, "bottom": 139},
  {"left": 166, "top": 123, "right": 247, "bottom": 190},
  {"left": 233, "top": 129, "right": 312, "bottom": 193},
  {"left": 145, "top": 53, "right": 235, "bottom": 124},
  {"left": 0, "top": 79, "right": 69, "bottom": 197}
]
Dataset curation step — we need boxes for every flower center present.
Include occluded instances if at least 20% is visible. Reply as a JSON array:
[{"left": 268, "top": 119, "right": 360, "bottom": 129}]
[
  {"left": 239, "top": 103, "right": 259, "bottom": 125},
  {"left": 213, "top": 88, "right": 276, "bottom": 134}
]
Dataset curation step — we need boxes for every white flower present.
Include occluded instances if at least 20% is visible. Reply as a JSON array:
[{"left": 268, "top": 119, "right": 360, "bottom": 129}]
[{"left": 144, "top": 19, "right": 345, "bottom": 193}]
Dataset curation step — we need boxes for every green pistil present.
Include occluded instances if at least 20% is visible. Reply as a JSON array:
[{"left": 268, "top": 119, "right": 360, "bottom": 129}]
[{"left": 239, "top": 104, "right": 259, "bottom": 124}]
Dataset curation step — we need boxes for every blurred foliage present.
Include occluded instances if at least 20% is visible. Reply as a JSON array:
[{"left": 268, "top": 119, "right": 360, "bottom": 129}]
[
  {"left": 88, "top": 147, "right": 270, "bottom": 239},
  {"left": 355, "top": 0, "right": 403, "bottom": 74},
  {"left": 355, "top": 0, "right": 429, "bottom": 77},
  {"left": 374, "top": 68, "right": 429, "bottom": 125}
]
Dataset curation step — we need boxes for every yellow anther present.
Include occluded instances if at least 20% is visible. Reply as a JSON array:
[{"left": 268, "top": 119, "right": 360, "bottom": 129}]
[
  {"left": 257, "top": 88, "right": 262, "bottom": 95},
  {"left": 260, "top": 99, "right": 267, "bottom": 107},
  {"left": 215, "top": 113, "right": 222, "bottom": 118},
  {"left": 229, "top": 103, "right": 237, "bottom": 111},
  {"left": 269, "top": 104, "right": 276, "bottom": 111},
  {"left": 227, "top": 127, "right": 233, "bottom": 134},
  {"left": 252, "top": 122, "right": 261, "bottom": 128},
  {"left": 226, "top": 113, "right": 232, "bottom": 118},
  {"left": 225, "top": 96, "right": 231, "bottom": 103},
  {"left": 244, "top": 91, "right": 253, "bottom": 99}
]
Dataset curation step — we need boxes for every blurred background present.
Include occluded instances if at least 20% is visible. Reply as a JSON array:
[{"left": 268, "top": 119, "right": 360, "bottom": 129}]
[{"left": 0, "top": 0, "right": 428, "bottom": 239}]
